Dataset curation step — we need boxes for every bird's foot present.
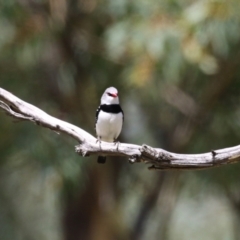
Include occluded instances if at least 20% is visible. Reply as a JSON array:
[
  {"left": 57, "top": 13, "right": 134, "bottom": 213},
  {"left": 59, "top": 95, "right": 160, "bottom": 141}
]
[
  {"left": 96, "top": 137, "right": 102, "bottom": 150},
  {"left": 114, "top": 140, "right": 120, "bottom": 151}
]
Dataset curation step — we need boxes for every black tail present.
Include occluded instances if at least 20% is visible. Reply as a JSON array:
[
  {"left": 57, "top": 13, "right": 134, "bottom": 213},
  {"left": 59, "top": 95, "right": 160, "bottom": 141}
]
[{"left": 97, "top": 156, "right": 106, "bottom": 164}]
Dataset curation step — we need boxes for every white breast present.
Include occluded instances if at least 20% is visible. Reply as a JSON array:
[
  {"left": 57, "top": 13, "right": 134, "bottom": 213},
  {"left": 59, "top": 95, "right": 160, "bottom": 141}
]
[{"left": 96, "top": 111, "right": 123, "bottom": 142}]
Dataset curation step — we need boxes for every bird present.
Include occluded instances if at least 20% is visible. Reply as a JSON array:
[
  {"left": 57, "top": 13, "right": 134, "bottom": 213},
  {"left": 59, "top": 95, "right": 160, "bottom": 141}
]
[{"left": 95, "top": 87, "right": 124, "bottom": 163}]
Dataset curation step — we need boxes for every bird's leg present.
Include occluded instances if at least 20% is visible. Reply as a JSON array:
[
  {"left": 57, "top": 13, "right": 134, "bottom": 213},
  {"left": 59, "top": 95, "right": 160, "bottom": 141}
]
[
  {"left": 96, "top": 136, "right": 102, "bottom": 150},
  {"left": 114, "top": 139, "right": 120, "bottom": 151}
]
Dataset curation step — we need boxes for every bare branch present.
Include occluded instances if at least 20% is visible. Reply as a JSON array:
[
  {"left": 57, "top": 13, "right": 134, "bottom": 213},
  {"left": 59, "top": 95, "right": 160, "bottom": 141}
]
[
  {"left": 1, "top": 87, "right": 240, "bottom": 170},
  {"left": 0, "top": 88, "right": 95, "bottom": 142}
]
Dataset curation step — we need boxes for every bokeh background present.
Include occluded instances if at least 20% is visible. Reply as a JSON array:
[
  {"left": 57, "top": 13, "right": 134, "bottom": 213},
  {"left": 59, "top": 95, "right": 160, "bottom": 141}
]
[{"left": 1, "top": 0, "right": 240, "bottom": 239}]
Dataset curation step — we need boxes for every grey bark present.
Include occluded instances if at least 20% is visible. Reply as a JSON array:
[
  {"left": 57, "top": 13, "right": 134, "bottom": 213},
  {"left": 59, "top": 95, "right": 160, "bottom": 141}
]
[{"left": 1, "top": 87, "right": 240, "bottom": 170}]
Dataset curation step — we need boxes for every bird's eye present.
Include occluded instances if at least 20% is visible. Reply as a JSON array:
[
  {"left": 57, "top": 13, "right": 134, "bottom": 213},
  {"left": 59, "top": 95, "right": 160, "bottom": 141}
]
[
  {"left": 107, "top": 92, "right": 113, "bottom": 97},
  {"left": 107, "top": 92, "right": 118, "bottom": 97}
]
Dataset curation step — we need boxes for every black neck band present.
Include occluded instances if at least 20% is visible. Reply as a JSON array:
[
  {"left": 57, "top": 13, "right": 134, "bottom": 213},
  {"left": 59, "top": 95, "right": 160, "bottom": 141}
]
[{"left": 100, "top": 104, "right": 123, "bottom": 114}]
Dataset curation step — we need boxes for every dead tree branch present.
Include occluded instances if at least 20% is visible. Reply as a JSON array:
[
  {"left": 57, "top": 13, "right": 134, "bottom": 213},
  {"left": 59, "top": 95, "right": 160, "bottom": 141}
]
[{"left": 1, "top": 87, "right": 240, "bottom": 170}]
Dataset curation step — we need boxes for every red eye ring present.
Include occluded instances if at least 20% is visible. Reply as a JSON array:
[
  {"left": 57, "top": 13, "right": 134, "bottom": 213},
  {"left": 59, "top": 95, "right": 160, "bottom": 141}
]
[{"left": 107, "top": 92, "right": 118, "bottom": 98}]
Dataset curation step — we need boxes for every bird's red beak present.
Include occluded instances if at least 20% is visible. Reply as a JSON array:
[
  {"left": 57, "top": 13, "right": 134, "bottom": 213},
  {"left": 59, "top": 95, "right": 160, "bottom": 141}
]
[{"left": 112, "top": 93, "right": 118, "bottom": 98}]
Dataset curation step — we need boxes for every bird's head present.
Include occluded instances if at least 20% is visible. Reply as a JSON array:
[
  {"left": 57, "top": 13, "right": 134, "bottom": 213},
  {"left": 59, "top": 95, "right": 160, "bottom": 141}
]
[{"left": 101, "top": 87, "right": 119, "bottom": 104}]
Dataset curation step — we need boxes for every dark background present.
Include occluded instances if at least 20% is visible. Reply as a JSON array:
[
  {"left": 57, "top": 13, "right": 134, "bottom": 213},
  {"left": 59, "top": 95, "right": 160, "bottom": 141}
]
[{"left": 1, "top": 0, "right": 240, "bottom": 239}]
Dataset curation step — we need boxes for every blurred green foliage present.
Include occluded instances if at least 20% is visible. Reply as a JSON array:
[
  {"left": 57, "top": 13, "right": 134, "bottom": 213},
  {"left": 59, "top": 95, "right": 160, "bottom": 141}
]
[{"left": 1, "top": 0, "right": 240, "bottom": 239}]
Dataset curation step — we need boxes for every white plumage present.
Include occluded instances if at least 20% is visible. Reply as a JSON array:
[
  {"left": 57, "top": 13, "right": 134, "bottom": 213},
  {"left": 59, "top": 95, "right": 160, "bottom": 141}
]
[
  {"left": 95, "top": 87, "right": 124, "bottom": 163},
  {"left": 96, "top": 111, "right": 123, "bottom": 142}
]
